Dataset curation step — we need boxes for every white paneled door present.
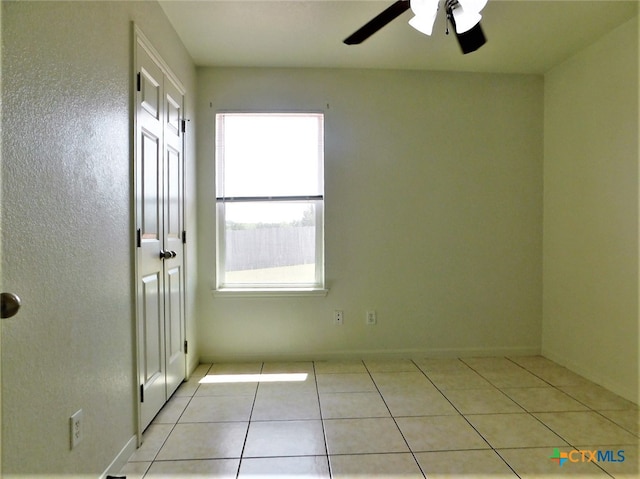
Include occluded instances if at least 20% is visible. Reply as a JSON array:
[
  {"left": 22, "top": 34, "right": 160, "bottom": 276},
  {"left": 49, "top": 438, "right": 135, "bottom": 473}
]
[{"left": 135, "top": 29, "right": 186, "bottom": 432}]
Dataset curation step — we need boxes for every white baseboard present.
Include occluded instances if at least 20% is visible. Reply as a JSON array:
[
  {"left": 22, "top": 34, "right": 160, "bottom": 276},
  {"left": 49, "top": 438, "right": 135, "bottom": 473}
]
[
  {"left": 200, "top": 345, "right": 541, "bottom": 364},
  {"left": 186, "top": 355, "right": 201, "bottom": 380},
  {"left": 100, "top": 435, "right": 137, "bottom": 479},
  {"left": 542, "top": 348, "right": 639, "bottom": 405}
]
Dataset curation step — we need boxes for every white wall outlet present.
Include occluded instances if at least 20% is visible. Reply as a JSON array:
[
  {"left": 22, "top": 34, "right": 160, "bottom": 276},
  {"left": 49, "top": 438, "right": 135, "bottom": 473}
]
[
  {"left": 366, "top": 310, "right": 377, "bottom": 325},
  {"left": 334, "top": 310, "right": 344, "bottom": 325},
  {"left": 70, "top": 409, "right": 83, "bottom": 449}
]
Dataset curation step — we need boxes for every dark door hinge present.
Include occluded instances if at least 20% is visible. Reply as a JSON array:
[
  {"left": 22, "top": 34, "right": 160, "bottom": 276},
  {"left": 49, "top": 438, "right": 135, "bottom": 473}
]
[
  {"left": 140, "top": 384, "right": 144, "bottom": 403},
  {"left": 182, "top": 230, "right": 187, "bottom": 244},
  {"left": 136, "top": 228, "right": 141, "bottom": 248},
  {"left": 184, "top": 340, "right": 188, "bottom": 354},
  {"left": 136, "top": 72, "right": 141, "bottom": 92},
  {"left": 181, "top": 119, "right": 186, "bottom": 134}
]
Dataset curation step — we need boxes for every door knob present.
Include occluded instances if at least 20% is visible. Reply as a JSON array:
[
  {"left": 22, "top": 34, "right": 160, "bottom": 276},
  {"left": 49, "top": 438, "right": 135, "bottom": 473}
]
[
  {"left": 159, "top": 250, "right": 177, "bottom": 259},
  {"left": 1, "top": 292, "right": 22, "bottom": 319}
]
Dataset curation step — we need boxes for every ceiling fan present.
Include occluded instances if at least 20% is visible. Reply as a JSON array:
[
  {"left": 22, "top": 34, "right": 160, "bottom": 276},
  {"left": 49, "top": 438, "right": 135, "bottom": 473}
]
[{"left": 344, "top": 0, "right": 488, "bottom": 54}]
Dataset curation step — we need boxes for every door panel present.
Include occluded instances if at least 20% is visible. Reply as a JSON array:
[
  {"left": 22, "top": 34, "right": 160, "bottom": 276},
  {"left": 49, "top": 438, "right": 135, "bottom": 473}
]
[
  {"left": 166, "top": 146, "right": 181, "bottom": 240},
  {"left": 165, "top": 265, "right": 184, "bottom": 396},
  {"left": 141, "top": 131, "right": 161, "bottom": 241},
  {"left": 140, "top": 67, "right": 161, "bottom": 119},
  {"left": 166, "top": 93, "right": 181, "bottom": 135},
  {"left": 164, "top": 77, "right": 184, "bottom": 251},
  {"left": 139, "top": 273, "right": 165, "bottom": 429},
  {"left": 142, "top": 274, "right": 162, "bottom": 381}
]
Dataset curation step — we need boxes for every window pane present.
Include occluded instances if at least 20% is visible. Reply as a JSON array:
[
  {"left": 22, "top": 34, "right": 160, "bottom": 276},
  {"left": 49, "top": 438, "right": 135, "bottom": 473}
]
[
  {"left": 216, "top": 113, "right": 323, "bottom": 198},
  {"left": 221, "top": 201, "right": 320, "bottom": 286}
]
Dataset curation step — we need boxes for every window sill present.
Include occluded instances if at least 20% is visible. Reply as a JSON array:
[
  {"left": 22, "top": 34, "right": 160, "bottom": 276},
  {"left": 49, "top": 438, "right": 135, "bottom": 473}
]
[{"left": 213, "top": 288, "right": 329, "bottom": 298}]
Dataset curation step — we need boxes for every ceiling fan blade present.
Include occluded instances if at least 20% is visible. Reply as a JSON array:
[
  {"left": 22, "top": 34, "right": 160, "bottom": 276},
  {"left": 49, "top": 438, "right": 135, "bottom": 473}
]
[{"left": 344, "top": 0, "right": 411, "bottom": 45}]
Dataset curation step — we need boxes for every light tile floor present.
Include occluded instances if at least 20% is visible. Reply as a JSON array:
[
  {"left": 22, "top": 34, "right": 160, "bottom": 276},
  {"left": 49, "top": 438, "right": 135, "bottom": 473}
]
[{"left": 120, "top": 356, "right": 638, "bottom": 478}]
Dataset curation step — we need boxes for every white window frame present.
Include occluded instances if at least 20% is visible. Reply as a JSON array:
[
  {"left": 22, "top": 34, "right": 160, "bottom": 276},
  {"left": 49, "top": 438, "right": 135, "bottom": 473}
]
[{"left": 214, "top": 112, "right": 326, "bottom": 295}]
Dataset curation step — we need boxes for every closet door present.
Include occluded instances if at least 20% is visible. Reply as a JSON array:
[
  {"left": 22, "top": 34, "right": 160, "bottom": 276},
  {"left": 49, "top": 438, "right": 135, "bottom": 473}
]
[
  {"left": 136, "top": 44, "right": 168, "bottom": 431},
  {"left": 135, "top": 31, "right": 186, "bottom": 432}
]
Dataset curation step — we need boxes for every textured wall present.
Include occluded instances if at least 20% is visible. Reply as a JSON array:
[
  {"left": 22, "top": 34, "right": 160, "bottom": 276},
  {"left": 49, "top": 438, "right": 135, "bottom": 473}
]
[
  {"left": 1, "top": 1, "right": 196, "bottom": 475},
  {"left": 197, "top": 68, "right": 544, "bottom": 362},
  {"left": 542, "top": 17, "right": 639, "bottom": 403}
]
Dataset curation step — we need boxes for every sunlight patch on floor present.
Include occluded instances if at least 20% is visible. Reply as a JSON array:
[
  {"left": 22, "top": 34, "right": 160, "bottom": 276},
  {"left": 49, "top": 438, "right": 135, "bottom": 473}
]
[{"left": 199, "top": 373, "right": 309, "bottom": 384}]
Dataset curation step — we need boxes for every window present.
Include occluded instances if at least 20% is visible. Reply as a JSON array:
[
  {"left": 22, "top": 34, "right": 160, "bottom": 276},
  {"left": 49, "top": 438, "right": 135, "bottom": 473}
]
[{"left": 215, "top": 113, "right": 325, "bottom": 292}]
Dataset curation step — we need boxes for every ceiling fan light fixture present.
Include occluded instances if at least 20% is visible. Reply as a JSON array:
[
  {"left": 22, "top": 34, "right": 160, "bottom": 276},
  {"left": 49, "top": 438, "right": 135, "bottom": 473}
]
[
  {"left": 408, "top": 12, "right": 438, "bottom": 36},
  {"left": 451, "top": 8, "right": 482, "bottom": 33},
  {"left": 409, "top": 0, "right": 439, "bottom": 36}
]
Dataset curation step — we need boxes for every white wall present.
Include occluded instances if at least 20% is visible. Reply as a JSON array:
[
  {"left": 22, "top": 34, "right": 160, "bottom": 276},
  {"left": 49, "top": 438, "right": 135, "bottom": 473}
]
[
  {"left": 542, "top": 16, "right": 639, "bottom": 404},
  {"left": 1, "top": 1, "right": 197, "bottom": 475},
  {"left": 197, "top": 68, "right": 543, "bottom": 362}
]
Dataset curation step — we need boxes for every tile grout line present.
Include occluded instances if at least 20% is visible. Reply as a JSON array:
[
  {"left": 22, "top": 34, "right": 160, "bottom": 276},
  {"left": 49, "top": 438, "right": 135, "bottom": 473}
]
[
  {"left": 234, "top": 362, "right": 264, "bottom": 479},
  {"left": 312, "top": 360, "right": 333, "bottom": 479},
  {"left": 362, "top": 360, "right": 427, "bottom": 479}
]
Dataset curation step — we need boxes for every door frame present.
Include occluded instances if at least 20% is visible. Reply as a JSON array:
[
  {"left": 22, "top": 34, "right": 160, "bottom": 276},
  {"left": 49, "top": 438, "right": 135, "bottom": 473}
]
[
  {"left": 1, "top": 3, "right": 4, "bottom": 470},
  {"left": 132, "top": 24, "right": 187, "bottom": 441}
]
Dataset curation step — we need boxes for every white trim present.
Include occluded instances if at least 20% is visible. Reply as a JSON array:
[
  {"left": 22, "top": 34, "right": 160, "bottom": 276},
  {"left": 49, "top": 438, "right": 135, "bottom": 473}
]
[
  {"left": 200, "top": 346, "right": 541, "bottom": 363},
  {"left": 213, "top": 288, "right": 329, "bottom": 298},
  {"left": 100, "top": 435, "right": 137, "bottom": 479},
  {"left": 134, "top": 25, "right": 185, "bottom": 94},
  {"left": 131, "top": 20, "right": 143, "bottom": 451},
  {"left": 215, "top": 201, "right": 225, "bottom": 290},
  {"left": 314, "top": 200, "right": 325, "bottom": 287}
]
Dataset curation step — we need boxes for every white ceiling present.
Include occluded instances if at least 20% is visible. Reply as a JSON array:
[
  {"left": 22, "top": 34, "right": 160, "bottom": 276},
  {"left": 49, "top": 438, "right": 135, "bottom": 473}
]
[{"left": 159, "top": 0, "right": 638, "bottom": 74}]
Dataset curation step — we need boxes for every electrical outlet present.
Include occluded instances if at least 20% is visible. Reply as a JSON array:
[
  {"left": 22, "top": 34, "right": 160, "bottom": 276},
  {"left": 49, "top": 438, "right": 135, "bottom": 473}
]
[
  {"left": 366, "top": 310, "right": 377, "bottom": 325},
  {"left": 70, "top": 409, "right": 83, "bottom": 449},
  {"left": 334, "top": 310, "right": 344, "bottom": 325}
]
